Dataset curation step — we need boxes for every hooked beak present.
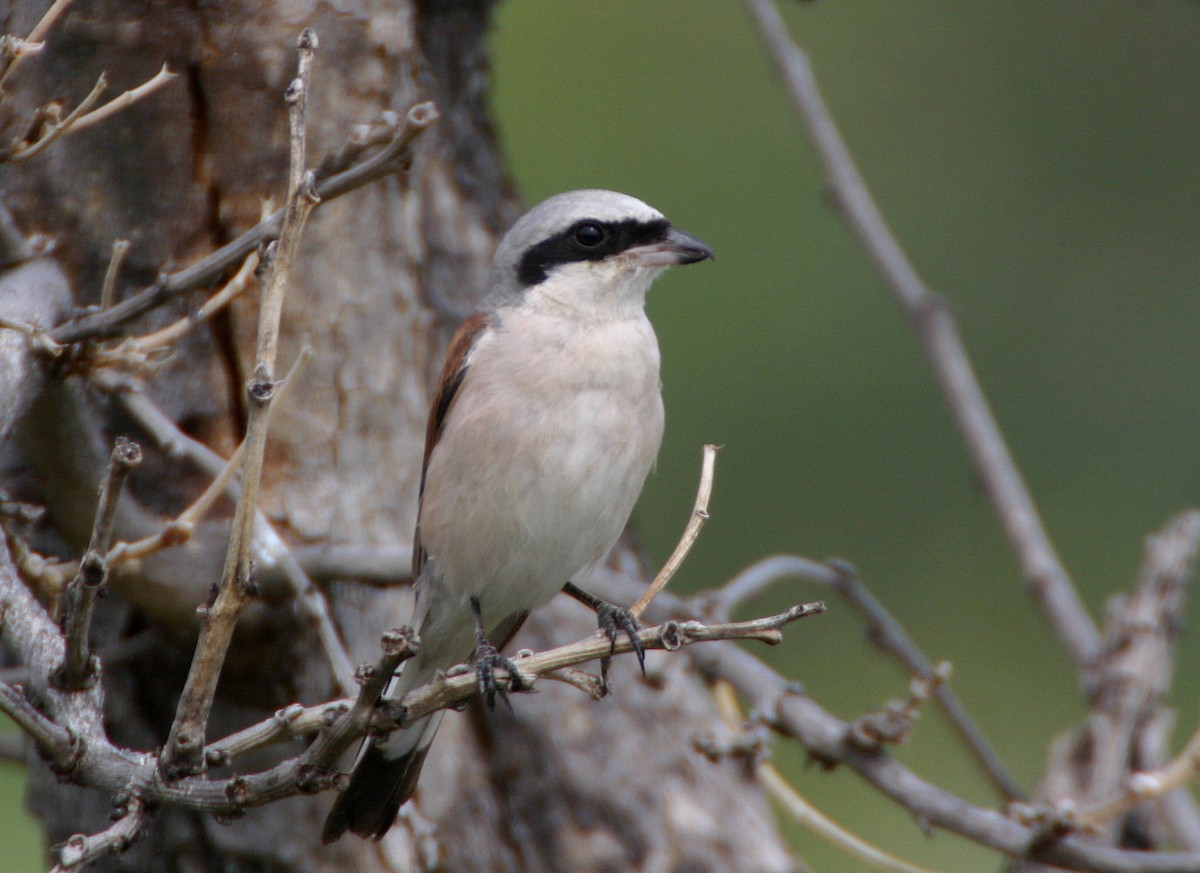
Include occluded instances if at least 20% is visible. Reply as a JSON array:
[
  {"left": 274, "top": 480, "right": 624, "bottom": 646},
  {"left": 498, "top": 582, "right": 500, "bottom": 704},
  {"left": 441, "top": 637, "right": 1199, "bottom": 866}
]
[{"left": 628, "top": 226, "right": 714, "bottom": 267}]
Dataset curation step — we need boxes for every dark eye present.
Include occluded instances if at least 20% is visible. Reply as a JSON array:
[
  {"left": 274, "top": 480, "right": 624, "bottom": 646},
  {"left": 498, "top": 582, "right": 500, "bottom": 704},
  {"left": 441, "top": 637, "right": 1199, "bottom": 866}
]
[{"left": 573, "top": 221, "right": 607, "bottom": 247}]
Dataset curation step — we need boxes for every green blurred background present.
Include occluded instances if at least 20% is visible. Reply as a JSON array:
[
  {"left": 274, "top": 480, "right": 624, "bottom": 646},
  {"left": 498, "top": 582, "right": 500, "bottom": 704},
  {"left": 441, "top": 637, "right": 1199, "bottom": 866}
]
[{"left": 6, "top": 2, "right": 1200, "bottom": 870}]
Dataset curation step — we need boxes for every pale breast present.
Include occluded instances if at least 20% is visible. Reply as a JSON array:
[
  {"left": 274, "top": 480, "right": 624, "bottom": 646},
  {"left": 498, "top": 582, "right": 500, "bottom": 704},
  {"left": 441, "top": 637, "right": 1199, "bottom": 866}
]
[{"left": 417, "top": 308, "right": 664, "bottom": 627}]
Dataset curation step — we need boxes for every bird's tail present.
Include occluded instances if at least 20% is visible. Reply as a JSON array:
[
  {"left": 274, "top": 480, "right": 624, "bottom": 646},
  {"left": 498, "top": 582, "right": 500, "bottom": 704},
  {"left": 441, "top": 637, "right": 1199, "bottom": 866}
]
[{"left": 321, "top": 710, "right": 445, "bottom": 842}]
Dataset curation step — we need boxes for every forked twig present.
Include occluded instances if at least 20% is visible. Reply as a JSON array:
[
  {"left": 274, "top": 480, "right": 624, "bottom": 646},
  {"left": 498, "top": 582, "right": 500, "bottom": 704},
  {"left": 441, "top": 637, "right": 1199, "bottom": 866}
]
[
  {"left": 51, "top": 795, "right": 146, "bottom": 873},
  {"left": 0, "top": 0, "right": 75, "bottom": 91},
  {"left": 49, "top": 100, "right": 438, "bottom": 346},
  {"left": 53, "top": 437, "right": 142, "bottom": 690},
  {"left": 712, "top": 681, "right": 943, "bottom": 873}
]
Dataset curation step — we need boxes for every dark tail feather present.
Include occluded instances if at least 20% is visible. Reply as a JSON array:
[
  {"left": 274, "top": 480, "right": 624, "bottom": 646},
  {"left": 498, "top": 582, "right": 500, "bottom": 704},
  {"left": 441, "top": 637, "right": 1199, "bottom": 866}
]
[{"left": 321, "top": 742, "right": 432, "bottom": 843}]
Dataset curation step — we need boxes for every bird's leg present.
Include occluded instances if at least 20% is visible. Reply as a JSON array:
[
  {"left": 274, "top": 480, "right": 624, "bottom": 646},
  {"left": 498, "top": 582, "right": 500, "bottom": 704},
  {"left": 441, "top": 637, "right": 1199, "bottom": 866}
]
[
  {"left": 562, "top": 582, "right": 645, "bottom": 688},
  {"left": 470, "top": 596, "right": 524, "bottom": 709}
]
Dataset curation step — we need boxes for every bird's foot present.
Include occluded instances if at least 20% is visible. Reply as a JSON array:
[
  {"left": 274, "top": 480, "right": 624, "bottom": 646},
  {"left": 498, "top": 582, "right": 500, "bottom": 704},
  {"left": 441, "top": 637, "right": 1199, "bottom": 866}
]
[
  {"left": 473, "top": 633, "right": 524, "bottom": 710},
  {"left": 595, "top": 601, "right": 644, "bottom": 690}
]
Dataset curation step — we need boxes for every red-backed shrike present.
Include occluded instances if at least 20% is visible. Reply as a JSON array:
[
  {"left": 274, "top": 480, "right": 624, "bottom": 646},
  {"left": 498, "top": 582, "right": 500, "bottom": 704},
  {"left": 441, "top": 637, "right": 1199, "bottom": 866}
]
[{"left": 323, "top": 190, "right": 712, "bottom": 841}]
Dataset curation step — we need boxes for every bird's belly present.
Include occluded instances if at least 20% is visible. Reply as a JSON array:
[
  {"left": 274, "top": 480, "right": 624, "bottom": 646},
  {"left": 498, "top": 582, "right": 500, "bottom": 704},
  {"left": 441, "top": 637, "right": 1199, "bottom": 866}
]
[{"left": 418, "top": 357, "right": 662, "bottom": 630}]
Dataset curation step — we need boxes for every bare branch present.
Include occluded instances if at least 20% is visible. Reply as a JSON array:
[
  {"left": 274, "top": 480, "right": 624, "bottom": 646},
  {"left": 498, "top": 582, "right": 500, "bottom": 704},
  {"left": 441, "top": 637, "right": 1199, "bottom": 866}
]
[
  {"left": 5, "top": 519, "right": 823, "bottom": 822},
  {"left": 0, "top": 0, "right": 75, "bottom": 90},
  {"left": 96, "top": 369, "right": 356, "bottom": 692},
  {"left": 51, "top": 795, "right": 147, "bottom": 873},
  {"left": 1038, "top": 511, "right": 1200, "bottom": 847},
  {"left": 711, "top": 681, "right": 941, "bottom": 873},
  {"left": 98, "top": 239, "right": 130, "bottom": 311},
  {"left": 692, "top": 626, "right": 1200, "bottom": 872},
  {"left": 161, "top": 30, "right": 321, "bottom": 776},
  {"left": 0, "top": 681, "right": 78, "bottom": 771},
  {"left": 48, "top": 100, "right": 439, "bottom": 346},
  {"left": 65, "top": 64, "right": 177, "bottom": 134},
  {"left": 4, "top": 63, "right": 176, "bottom": 164},
  {"left": 4, "top": 73, "right": 107, "bottom": 162},
  {"left": 630, "top": 443, "right": 718, "bottom": 619},
  {"left": 53, "top": 436, "right": 143, "bottom": 690},
  {"left": 740, "top": 0, "right": 1099, "bottom": 669},
  {"left": 693, "top": 553, "right": 1024, "bottom": 802},
  {"left": 298, "top": 627, "right": 420, "bottom": 780},
  {"left": 96, "top": 250, "right": 258, "bottom": 364}
]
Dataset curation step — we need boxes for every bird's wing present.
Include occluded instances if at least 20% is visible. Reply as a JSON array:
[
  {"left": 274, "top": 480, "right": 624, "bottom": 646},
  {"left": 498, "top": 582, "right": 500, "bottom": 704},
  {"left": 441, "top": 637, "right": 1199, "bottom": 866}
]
[{"left": 413, "top": 310, "right": 491, "bottom": 578}]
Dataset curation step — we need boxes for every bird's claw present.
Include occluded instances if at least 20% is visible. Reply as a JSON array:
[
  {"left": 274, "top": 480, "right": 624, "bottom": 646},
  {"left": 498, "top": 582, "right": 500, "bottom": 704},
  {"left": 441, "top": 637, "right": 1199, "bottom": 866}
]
[
  {"left": 596, "top": 602, "right": 644, "bottom": 689},
  {"left": 473, "top": 636, "right": 524, "bottom": 710}
]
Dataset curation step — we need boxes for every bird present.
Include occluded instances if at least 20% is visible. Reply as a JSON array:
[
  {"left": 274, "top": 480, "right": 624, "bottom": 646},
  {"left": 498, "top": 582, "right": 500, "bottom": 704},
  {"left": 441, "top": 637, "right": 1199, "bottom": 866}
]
[{"left": 322, "top": 189, "right": 712, "bottom": 842}]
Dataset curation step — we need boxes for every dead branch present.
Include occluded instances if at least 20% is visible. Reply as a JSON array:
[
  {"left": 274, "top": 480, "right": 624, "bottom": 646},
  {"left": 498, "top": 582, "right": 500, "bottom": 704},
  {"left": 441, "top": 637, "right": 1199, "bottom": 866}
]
[
  {"left": 48, "top": 100, "right": 438, "bottom": 346},
  {"left": 711, "top": 681, "right": 938, "bottom": 873},
  {"left": 1, "top": 73, "right": 106, "bottom": 162},
  {"left": 2, "top": 516, "right": 824, "bottom": 821},
  {"left": 630, "top": 443, "right": 718, "bottom": 619},
  {"left": 92, "top": 250, "right": 259, "bottom": 370},
  {"left": 51, "top": 795, "right": 146, "bottom": 873},
  {"left": 3, "top": 65, "right": 178, "bottom": 163},
  {"left": 53, "top": 437, "right": 142, "bottom": 690},
  {"left": 160, "top": 29, "right": 320, "bottom": 776},
  {"left": 1024, "top": 510, "right": 1200, "bottom": 867},
  {"left": 693, "top": 553, "right": 1021, "bottom": 801},
  {"left": 90, "top": 368, "right": 357, "bottom": 690},
  {"left": 62, "top": 64, "right": 176, "bottom": 135},
  {"left": 0, "top": 0, "right": 74, "bottom": 91},
  {"left": 97, "top": 239, "right": 129, "bottom": 311},
  {"left": 587, "top": 565, "right": 1200, "bottom": 873}
]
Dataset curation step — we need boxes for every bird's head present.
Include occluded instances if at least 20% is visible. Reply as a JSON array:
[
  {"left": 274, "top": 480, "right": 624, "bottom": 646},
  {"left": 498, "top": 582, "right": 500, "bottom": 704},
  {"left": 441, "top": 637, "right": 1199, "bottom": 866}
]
[{"left": 488, "top": 189, "right": 712, "bottom": 317}]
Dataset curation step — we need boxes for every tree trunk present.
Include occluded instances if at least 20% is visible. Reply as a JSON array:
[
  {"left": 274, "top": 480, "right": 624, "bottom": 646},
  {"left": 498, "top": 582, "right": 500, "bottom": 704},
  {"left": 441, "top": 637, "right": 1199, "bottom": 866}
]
[{"left": 0, "top": 2, "right": 791, "bottom": 871}]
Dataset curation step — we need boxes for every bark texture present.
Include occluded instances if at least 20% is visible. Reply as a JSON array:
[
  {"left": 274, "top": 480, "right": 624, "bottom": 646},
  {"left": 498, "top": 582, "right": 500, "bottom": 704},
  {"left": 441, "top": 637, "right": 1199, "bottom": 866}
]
[{"left": 0, "top": 2, "right": 792, "bottom": 871}]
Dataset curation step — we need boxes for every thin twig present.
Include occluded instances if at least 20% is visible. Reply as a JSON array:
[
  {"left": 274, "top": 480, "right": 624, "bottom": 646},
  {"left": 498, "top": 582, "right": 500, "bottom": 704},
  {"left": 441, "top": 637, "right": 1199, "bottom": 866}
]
[
  {"left": 696, "top": 554, "right": 1024, "bottom": 802},
  {"left": 161, "top": 30, "right": 321, "bottom": 776},
  {"left": 629, "top": 443, "right": 718, "bottom": 619},
  {"left": 5, "top": 64, "right": 176, "bottom": 164},
  {"left": 0, "top": 0, "right": 75, "bottom": 90},
  {"left": 211, "top": 603, "right": 825, "bottom": 766},
  {"left": 1078, "top": 724, "right": 1200, "bottom": 834},
  {"left": 825, "top": 560, "right": 1025, "bottom": 801},
  {"left": 106, "top": 250, "right": 258, "bottom": 359},
  {"left": 5, "top": 74, "right": 106, "bottom": 162},
  {"left": 51, "top": 795, "right": 146, "bottom": 872},
  {"left": 49, "top": 100, "right": 438, "bottom": 346},
  {"left": 98, "top": 239, "right": 130, "bottom": 311},
  {"left": 53, "top": 437, "right": 142, "bottom": 690},
  {"left": 741, "top": 0, "right": 1099, "bottom": 670},
  {"left": 712, "top": 681, "right": 942, "bottom": 873},
  {"left": 298, "top": 627, "right": 420, "bottom": 781},
  {"left": 0, "top": 682, "right": 78, "bottom": 770},
  {"left": 96, "top": 366, "right": 356, "bottom": 691},
  {"left": 66, "top": 64, "right": 176, "bottom": 134}
]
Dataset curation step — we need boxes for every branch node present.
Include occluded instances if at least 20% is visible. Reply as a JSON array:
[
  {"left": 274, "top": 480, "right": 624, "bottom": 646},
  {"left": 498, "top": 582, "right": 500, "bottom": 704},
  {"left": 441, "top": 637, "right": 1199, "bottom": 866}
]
[
  {"left": 659, "top": 620, "right": 683, "bottom": 651},
  {"left": 296, "top": 27, "right": 319, "bottom": 52},
  {"left": 223, "top": 775, "right": 249, "bottom": 808},
  {"left": 321, "top": 702, "right": 348, "bottom": 726},
  {"left": 381, "top": 625, "right": 419, "bottom": 658},
  {"left": 248, "top": 371, "right": 276, "bottom": 404}
]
